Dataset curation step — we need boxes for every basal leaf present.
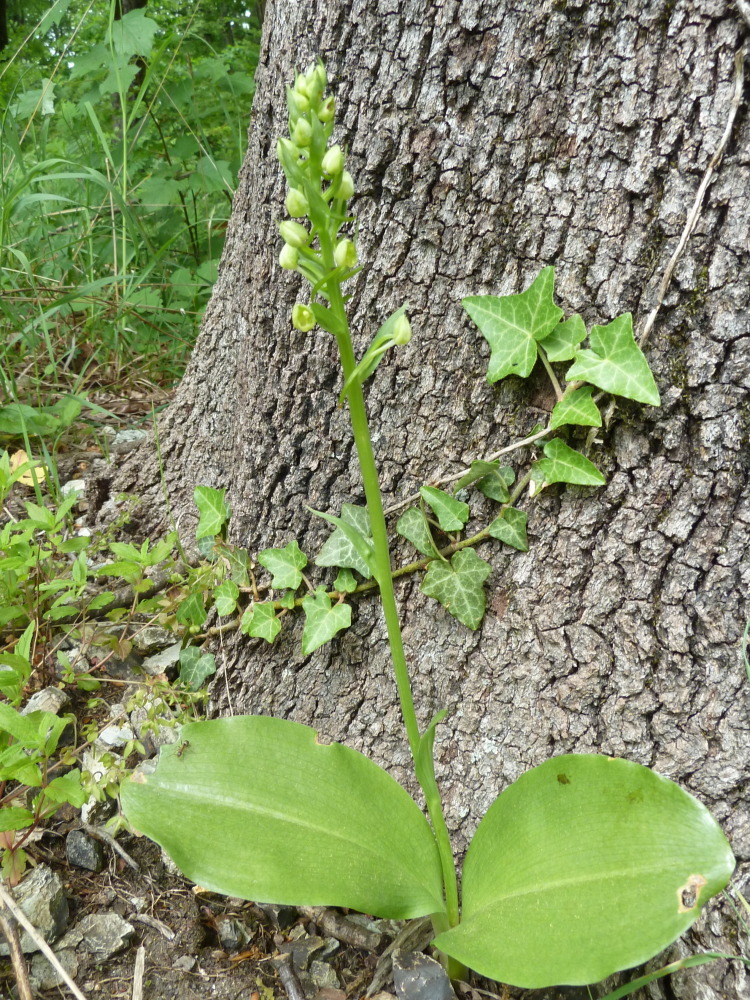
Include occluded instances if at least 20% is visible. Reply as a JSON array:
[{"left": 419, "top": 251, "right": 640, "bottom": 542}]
[
  {"left": 258, "top": 540, "right": 308, "bottom": 590},
  {"left": 566, "top": 313, "right": 660, "bottom": 406},
  {"left": 487, "top": 507, "right": 528, "bottom": 551},
  {"left": 420, "top": 487, "right": 469, "bottom": 532},
  {"left": 397, "top": 507, "right": 439, "bottom": 557},
  {"left": 421, "top": 548, "right": 491, "bottom": 630},
  {"left": 550, "top": 386, "right": 602, "bottom": 430},
  {"left": 543, "top": 314, "right": 587, "bottom": 362},
  {"left": 302, "top": 588, "right": 352, "bottom": 654},
  {"left": 193, "top": 486, "right": 230, "bottom": 539},
  {"left": 213, "top": 581, "right": 239, "bottom": 617},
  {"left": 241, "top": 603, "right": 281, "bottom": 643},
  {"left": 463, "top": 267, "right": 564, "bottom": 383},
  {"left": 121, "top": 715, "right": 445, "bottom": 920},
  {"left": 434, "top": 754, "right": 735, "bottom": 988},
  {"left": 532, "top": 439, "right": 606, "bottom": 487},
  {"left": 315, "top": 504, "right": 373, "bottom": 580}
]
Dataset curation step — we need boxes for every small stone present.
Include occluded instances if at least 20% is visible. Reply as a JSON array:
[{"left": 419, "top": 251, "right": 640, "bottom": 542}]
[
  {"left": 66, "top": 830, "right": 105, "bottom": 872},
  {"left": 58, "top": 913, "right": 134, "bottom": 960},
  {"left": 55, "top": 647, "right": 92, "bottom": 677},
  {"left": 258, "top": 902, "right": 299, "bottom": 929},
  {"left": 285, "top": 934, "right": 326, "bottom": 970},
  {"left": 308, "top": 960, "right": 340, "bottom": 989},
  {"left": 173, "top": 955, "right": 196, "bottom": 972},
  {"left": 61, "top": 479, "right": 86, "bottom": 499},
  {"left": 96, "top": 722, "right": 135, "bottom": 750},
  {"left": 29, "top": 948, "right": 78, "bottom": 990},
  {"left": 217, "top": 916, "right": 252, "bottom": 951},
  {"left": 22, "top": 686, "right": 71, "bottom": 716},
  {"left": 142, "top": 641, "right": 182, "bottom": 674},
  {"left": 111, "top": 429, "right": 148, "bottom": 454},
  {"left": 0, "top": 865, "right": 69, "bottom": 955},
  {"left": 393, "top": 952, "right": 457, "bottom": 1000},
  {"left": 130, "top": 626, "right": 178, "bottom": 654}
]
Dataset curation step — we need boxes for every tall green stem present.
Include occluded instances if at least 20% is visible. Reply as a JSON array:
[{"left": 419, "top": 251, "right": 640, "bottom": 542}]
[{"left": 319, "top": 231, "right": 460, "bottom": 932}]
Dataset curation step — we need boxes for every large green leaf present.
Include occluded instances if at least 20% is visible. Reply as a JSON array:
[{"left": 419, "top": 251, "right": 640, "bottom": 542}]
[
  {"left": 566, "top": 313, "right": 660, "bottom": 406},
  {"left": 193, "top": 486, "right": 230, "bottom": 539},
  {"left": 434, "top": 755, "right": 735, "bottom": 987},
  {"left": 421, "top": 548, "right": 491, "bottom": 629},
  {"left": 121, "top": 716, "right": 445, "bottom": 920},
  {"left": 463, "top": 267, "right": 564, "bottom": 383}
]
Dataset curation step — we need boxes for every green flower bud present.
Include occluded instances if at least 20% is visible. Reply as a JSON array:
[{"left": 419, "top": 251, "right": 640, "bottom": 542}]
[
  {"left": 289, "top": 90, "right": 309, "bottom": 114},
  {"left": 279, "top": 220, "right": 309, "bottom": 248},
  {"left": 292, "top": 303, "right": 316, "bottom": 332},
  {"left": 317, "top": 96, "right": 335, "bottom": 123},
  {"left": 279, "top": 244, "right": 299, "bottom": 270},
  {"left": 337, "top": 170, "right": 354, "bottom": 200},
  {"left": 334, "top": 238, "right": 357, "bottom": 269},
  {"left": 322, "top": 144, "right": 344, "bottom": 176},
  {"left": 392, "top": 314, "right": 412, "bottom": 345},
  {"left": 314, "top": 62, "right": 327, "bottom": 92},
  {"left": 277, "top": 138, "right": 300, "bottom": 163},
  {"left": 292, "top": 117, "right": 312, "bottom": 147},
  {"left": 285, "top": 188, "right": 310, "bottom": 217},
  {"left": 295, "top": 73, "right": 310, "bottom": 98}
]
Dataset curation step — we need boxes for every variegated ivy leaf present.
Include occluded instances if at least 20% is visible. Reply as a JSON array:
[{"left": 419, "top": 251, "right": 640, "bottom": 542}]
[
  {"left": 278, "top": 590, "right": 296, "bottom": 609},
  {"left": 213, "top": 580, "right": 239, "bottom": 617},
  {"left": 241, "top": 603, "right": 281, "bottom": 643},
  {"left": 301, "top": 587, "right": 352, "bottom": 654},
  {"left": 542, "top": 314, "right": 586, "bottom": 362},
  {"left": 476, "top": 465, "right": 515, "bottom": 504},
  {"left": 194, "top": 486, "right": 230, "bottom": 539},
  {"left": 550, "top": 386, "right": 602, "bottom": 430},
  {"left": 257, "top": 540, "right": 308, "bottom": 590},
  {"left": 420, "top": 487, "right": 469, "bottom": 532},
  {"left": 532, "top": 439, "right": 605, "bottom": 487},
  {"left": 421, "top": 548, "right": 492, "bottom": 630},
  {"left": 397, "top": 507, "right": 439, "bottom": 557},
  {"left": 488, "top": 507, "right": 528, "bottom": 551},
  {"left": 176, "top": 592, "right": 207, "bottom": 628},
  {"left": 463, "top": 267, "right": 564, "bottom": 383},
  {"left": 566, "top": 313, "right": 660, "bottom": 406},
  {"left": 334, "top": 568, "right": 358, "bottom": 593},
  {"left": 315, "top": 504, "right": 373, "bottom": 580}
]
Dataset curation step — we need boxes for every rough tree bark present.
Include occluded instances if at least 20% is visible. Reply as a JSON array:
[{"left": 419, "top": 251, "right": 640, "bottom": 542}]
[{"left": 100, "top": 2, "right": 750, "bottom": 996}]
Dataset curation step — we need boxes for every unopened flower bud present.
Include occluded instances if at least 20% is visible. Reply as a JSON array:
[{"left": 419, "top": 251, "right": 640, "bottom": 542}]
[
  {"left": 317, "top": 96, "right": 335, "bottom": 123},
  {"left": 392, "top": 314, "right": 412, "bottom": 345},
  {"left": 289, "top": 90, "right": 309, "bottom": 114},
  {"left": 313, "top": 62, "right": 327, "bottom": 91},
  {"left": 337, "top": 170, "right": 354, "bottom": 200},
  {"left": 279, "top": 220, "right": 309, "bottom": 248},
  {"left": 295, "top": 73, "right": 310, "bottom": 99},
  {"left": 277, "top": 138, "right": 300, "bottom": 163},
  {"left": 292, "top": 117, "right": 312, "bottom": 147},
  {"left": 292, "top": 303, "right": 316, "bottom": 332},
  {"left": 285, "top": 188, "right": 309, "bottom": 217},
  {"left": 334, "top": 238, "right": 357, "bottom": 269},
  {"left": 322, "top": 144, "right": 344, "bottom": 176},
  {"left": 279, "top": 244, "right": 299, "bottom": 270}
]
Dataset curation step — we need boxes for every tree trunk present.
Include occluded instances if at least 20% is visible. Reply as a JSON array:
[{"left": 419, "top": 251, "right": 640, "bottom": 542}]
[{"left": 100, "top": 1, "right": 750, "bottom": 995}]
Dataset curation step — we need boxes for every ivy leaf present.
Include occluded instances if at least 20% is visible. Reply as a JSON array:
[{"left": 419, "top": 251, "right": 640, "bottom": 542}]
[
  {"left": 213, "top": 581, "right": 239, "bottom": 617},
  {"left": 420, "top": 487, "right": 470, "bottom": 532},
  {"left": 194, "top": 486, "right": 230, "bottom": 539},
  {"left": 477, "top": 466, "right": 515, "bottom": 504},
  {"left": 488, "top": 508, "right": 529, "bottom": 551},
  {"left": 463, "top": 267, "right": 564, "bottom": 383},
  {"left": 226, "top": 547, "right": 250, "bottom": 587},
  {"left": 240, "top": 603, "right": 281, "bottom": 643},
  {"left": 334, "top": 568, "right": 358, "bottom": 593},
  {"left": 542, "top": 314, "right": 587, "bottom": 362},
  {"left": 453, "top": 460, "right": 499, "bottom": 494},
  {"left": 532, "top": 439, "right": 606, "bottom": 487},
  {"left": 176, "top": 592, "right": 207, "bottom": 628},
  {"left": 179, "top": 648, "right": 217, "bottom": 690},
  {"left": 397, "top": 508, "right": 439, "bottom": 557},
  {"left": 550, "top": 386, "right": 602, "bottom": 430},
  {"left": 421, "top": 548, "right": 492, "bottom": 630},
  {"left": 258, "top": 540, "right": 307, "bottom": 590},
  {"left": 566, "top": 313, "right": 660, "bottom": 406},
  {"left": 315, "top": 504, "right": 373, "bottom": 580},
  {"left": 278, "top": 591, "right": 296, "bottom": 609},
  {"left": 302, "top": 588, "right": 352, "bottom": 654}
]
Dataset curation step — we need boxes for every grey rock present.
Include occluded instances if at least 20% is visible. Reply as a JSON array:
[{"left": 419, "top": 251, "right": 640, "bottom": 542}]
[
  {"left": 0, "top": 864, "right": 69, "bottom": 955},
  {"left": 22, "top": 686, "right": 71, "bottom": 716},
  {"left": 95, "top": 722, "right": 135, "bottom": 750},
  {"left": 130, "top": 625, "right": 178, "bottom": 654},
  {"left": 66, "top": 830, "right": 105, "bottom": 872},
  {"left": 141, "top": 641, "right": 182, "bottom": 674},
  {"left": 61, "top": 479, "right": 86, "bottom": 499},
  {"left": 308, "top": 960, "right": 340, "bottom": 989},
  {"left": 217, "top": 916, "right": 252, "bottom": 951},
  {"left": 58, "top": 913, "right": 134, "bottom": 960},
  {"left": 29, "top": 947, "right": 78, "bottom": 990},
  {"left": 88, "top": 645, "right": 143, "bottom": 680},
  {"left": 173, "top": 955, "right": 196, "bottom": 972},
  {"left": 111, "top": 429, "right": 148, "bottom": 454},
  {"left": 285, "top": 934, "right": 326, "bottom": 970},
  {"left": 257, "top": 902, "right": 299, "bottom": 929},
  {"left": 393, "top": 952, "right": 456, "bottom": 1000}
]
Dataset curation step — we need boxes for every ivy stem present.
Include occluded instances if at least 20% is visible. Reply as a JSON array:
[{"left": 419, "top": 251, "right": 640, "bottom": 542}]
[{"left": 318, "top": 230, "right": 461, "bottom": 934}]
